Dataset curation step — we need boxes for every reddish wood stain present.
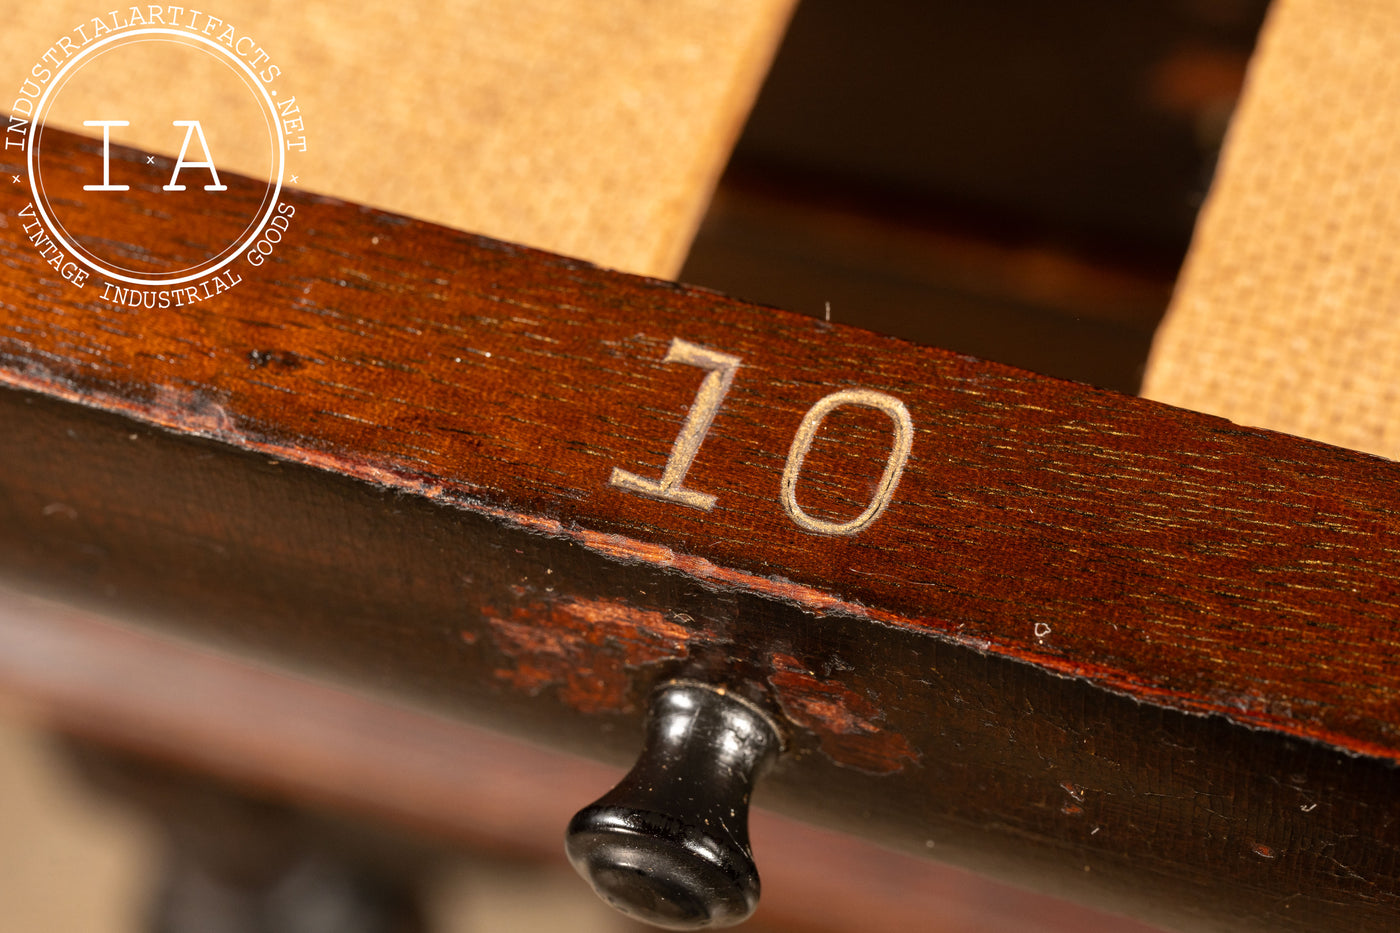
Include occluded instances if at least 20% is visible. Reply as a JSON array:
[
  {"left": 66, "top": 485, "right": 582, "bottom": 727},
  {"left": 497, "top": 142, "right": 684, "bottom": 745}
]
[
  {"left": 767, "top": 653, "right": 919, "bottom": 774},
  {"left": 481, "top": 597, "right": 696, "bottom": 713},
  {"left": 478, "top": 600, "right": 918, "bottom": 774}
]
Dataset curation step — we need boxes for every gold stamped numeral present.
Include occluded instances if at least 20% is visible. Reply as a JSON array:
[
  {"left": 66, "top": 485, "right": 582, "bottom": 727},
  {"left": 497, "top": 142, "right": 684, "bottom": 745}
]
[
  {"left": 779, "top": 389, "right": 914, "bottom": 536},
  {"left": 610, "top": 338, "right": 914, "bottom": 536},
  {"left": 609, "top": 338, "right": 741, "bottom": 511}
]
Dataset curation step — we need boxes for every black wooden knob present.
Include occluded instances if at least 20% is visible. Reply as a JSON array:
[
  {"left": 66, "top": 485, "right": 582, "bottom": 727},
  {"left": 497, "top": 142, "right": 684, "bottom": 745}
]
[{"left": 566, "top": 681, "right": 782, "bottom": 929}]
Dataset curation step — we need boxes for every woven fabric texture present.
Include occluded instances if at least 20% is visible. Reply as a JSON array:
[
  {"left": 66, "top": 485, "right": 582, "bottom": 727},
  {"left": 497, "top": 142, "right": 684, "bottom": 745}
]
[
  {"left": 1143, "top": 0, "right": 1400, "bottom": 459},
  {"left": 5, "top": 1, "right": 793, "bottom": 278}
]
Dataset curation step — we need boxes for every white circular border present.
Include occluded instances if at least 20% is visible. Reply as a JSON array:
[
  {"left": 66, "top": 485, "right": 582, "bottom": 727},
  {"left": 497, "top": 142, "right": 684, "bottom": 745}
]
[{"left": 26, "top": 26, "right": 286, "bottom": 287}]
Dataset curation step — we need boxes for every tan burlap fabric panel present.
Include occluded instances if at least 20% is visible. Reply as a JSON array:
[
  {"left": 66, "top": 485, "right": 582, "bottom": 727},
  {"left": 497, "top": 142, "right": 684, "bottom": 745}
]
[
  {"left": 5, "top": 1, "right": 794, "bottom": 278},
  {"left": 1144, "top": 0, "right": 1400, "bottom": 458}
]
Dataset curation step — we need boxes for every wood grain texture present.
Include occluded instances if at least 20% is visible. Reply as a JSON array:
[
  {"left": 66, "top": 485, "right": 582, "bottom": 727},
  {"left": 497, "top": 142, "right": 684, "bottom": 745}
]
[
  {"left": 0, "top": 587, "right": 1159, "bottom": 933},
  {"left": 3, "top": 126, "right": 1400, "bottom": 931}
]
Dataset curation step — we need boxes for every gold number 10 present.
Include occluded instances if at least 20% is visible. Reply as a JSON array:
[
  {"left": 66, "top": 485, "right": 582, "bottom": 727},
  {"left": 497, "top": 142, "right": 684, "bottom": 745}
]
[{"left": 610, "top": 337, "right": 914, "bottom": 536}]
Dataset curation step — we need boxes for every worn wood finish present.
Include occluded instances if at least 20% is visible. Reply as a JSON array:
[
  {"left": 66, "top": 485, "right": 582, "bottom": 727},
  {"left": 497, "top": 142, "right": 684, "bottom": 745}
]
[
  {"left": 0, "top": 588, "right": 1155, "bottom": 933},
  {"left": 3, "top": 125, "right": 1400, "bottom": 931}
]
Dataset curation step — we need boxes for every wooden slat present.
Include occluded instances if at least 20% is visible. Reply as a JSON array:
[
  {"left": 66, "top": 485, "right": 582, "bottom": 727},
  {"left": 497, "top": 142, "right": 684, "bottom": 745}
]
[
  {"left": 4, "top": 125, "right": 1400, "bottom": 931},
  {"left": 1145, "top": 0, "right": 1400, "bottom": 457},
  {"left": 5, "top": 0, "right": 794, "bottom": 278}
]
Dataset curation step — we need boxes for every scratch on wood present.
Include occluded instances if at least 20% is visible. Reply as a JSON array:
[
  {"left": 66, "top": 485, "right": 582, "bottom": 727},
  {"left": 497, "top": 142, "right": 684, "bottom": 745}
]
[
  {"left": 153, "top": 384, "right": 238, "bottom": 438},
  {"left": 247, "top": 349, "right": 305, "bottom": 371}
]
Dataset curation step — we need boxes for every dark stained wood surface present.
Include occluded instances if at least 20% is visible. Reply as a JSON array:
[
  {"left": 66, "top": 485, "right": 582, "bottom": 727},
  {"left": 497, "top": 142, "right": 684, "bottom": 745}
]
[
  {"left": 0, "top": 586, "right": 1160, "bottom": 933},
  {"left": 3, "top": 124, "right": 1400, "bottom": 931}
]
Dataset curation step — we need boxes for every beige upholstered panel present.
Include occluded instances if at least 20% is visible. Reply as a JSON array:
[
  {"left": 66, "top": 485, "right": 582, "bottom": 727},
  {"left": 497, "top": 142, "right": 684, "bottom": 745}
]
[
  {"left": 5, "top": 1, "right": 794, "bottom": 277},
  {"left": 1144, "top": 0, "right": 1400, "bottom": 458}
]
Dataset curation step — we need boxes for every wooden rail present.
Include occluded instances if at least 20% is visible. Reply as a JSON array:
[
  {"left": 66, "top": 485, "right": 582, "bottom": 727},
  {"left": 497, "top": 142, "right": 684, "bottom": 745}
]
[
  {"left": 3, "top": 124, "right": 1399, "bottom": 932},
  {"left": 0, "top": 587, "right": 1157, "bottom": 933}
]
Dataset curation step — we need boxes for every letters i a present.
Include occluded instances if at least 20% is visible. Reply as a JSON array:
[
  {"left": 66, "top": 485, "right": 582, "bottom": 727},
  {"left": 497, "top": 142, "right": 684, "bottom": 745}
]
[{"left": 82, "top": 119, "right": 226, "bottom": 192}]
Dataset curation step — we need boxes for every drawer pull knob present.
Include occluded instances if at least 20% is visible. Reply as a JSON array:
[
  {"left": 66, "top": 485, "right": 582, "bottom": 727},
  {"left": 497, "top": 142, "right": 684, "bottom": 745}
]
[{"left": 566, "top": 681, "right": 782, "bottom": 929}]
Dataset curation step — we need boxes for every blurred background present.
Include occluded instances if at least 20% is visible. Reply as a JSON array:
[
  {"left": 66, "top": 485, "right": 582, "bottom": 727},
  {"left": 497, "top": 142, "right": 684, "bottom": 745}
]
[{"left": 682, "top": 0, "right": 1269, "bottom": 394}]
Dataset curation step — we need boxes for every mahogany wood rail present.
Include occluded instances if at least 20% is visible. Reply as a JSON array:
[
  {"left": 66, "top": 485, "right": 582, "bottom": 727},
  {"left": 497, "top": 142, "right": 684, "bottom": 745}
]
[{"left": 3, "top": 124, "right": 1400, "bottom": 932}]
